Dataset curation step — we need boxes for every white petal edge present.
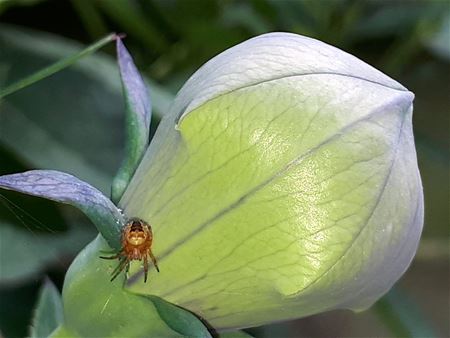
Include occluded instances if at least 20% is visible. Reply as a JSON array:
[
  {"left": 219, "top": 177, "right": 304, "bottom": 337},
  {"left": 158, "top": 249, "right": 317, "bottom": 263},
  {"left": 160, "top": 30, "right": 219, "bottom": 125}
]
[{"left": 175, "top": 32, "right": 408, "bottom": 125}]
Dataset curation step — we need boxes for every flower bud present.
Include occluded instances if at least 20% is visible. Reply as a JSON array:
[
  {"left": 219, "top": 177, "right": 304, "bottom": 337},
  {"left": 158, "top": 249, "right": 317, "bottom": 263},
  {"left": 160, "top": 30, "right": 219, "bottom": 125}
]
[{"left": 120, "top": 32, "right": 423, "bottom": 330}]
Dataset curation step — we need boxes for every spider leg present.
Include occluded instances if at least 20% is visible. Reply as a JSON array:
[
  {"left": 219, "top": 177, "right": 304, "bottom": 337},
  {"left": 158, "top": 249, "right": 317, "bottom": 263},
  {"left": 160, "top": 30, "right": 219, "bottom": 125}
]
[
  {"left": 110, "top": 257, "right": 129, "bottom": 282},
  {"left": 125, "top": 261, "right": 130, "bottom": 274},
  {"left": 111, "top": 256, "right": 127, "bottom": 275},
  {"left": 149, "top": 250, "right": 159, "bottom": 272},
  {"left": 124, "top": 260, "right": 131, "bottom": 279},
  {"left": 143, "top": 255, "right": 148, "bottom": 283},
  {"left": 100, "top": 252, "right": 122, "bottom": 260}
]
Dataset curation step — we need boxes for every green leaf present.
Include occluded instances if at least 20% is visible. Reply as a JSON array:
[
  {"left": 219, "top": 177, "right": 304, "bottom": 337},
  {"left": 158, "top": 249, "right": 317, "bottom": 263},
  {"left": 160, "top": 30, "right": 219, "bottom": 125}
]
[
  {"left": 354, "top": 3, "right": 438, "bottom": 38},
  {"left": 0, "top": 220, "right": 94, "bottom": 283},
  {"left": 221, "top": 3, "right": 271, "bottom": 35},
  {"left": 0, "top": 146, "right": 97, "bottom": 283},
  {"left": 95, "top": 0, "right": 168, "bottom": 53},
  {"left": 0, "top": 32, "right": 116, "bottom": 99},
  {"left": 0, "top": 0, "right": 44, "bottom": 15},
  {"left": 0, "top": 101, "right": 111, "bottom": 193},
  {"left": 30, "top": 278, "right": 64, "bottom": 338},
  {"left": 70, "top": 0, "right": 109, "bottom": 39},
  {"left": 0, "top": 25, "right": 123, "bottom": 193},
  {"left": 0, "top": 170, "right": 124, "bottom": 249},
  {"left": 111, "top": 39, "right": 152, "bottom": 204},
  {"left": 60, "top": 235, "right": 211, "bottom": 337},
  {"left": 425, "top": 9, "right": 450, "bottom": 61},
  {"left": 0, "top": 282, "right": 40, "bottom": 338},
  {"left": 0, "top": 25, "right": 173, "bottom": 194},
  {"left": 149, "top": 295, "right": 212, "bottom": 338}
]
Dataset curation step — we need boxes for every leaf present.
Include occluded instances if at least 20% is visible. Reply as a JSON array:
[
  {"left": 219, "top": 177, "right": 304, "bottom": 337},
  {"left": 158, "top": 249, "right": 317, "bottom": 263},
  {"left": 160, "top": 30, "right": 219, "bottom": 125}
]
[
  {"left": 0, "top": 220, "right": 94, "bottom": 283},
  {"left": 60, "top": 235, "right": 211, "bottom": 337},
  {"left": 354, "top": 3, "right": 439, "bottom": 38},
  {"left": 149, "top": 295, "right": 212, "bottom": 338},
  {"left": 0, "top": 170, "right": 124, "bottom": 249},
  {"left": 30, "top": 278, "right": 64, "bottom": 338},
  {"left": 111, "top": 38, "right": 151, "bottom": 204},
  {"left": 0, "top": 280, "right": 43, "bottom": 337},
  {"left": 0, "top": 0, "right": 44, "bottom": 15},
  {"left": 0, "top": 146, "right": 96, "bottom": 283},
  {"left": 95, "top": 0, "right": 168, "bottom": 53},
  {"left": 0, "top": 25, "right": 123, "bottom": 194},
  {"left": 0, "top": 33, "right": 116, "bottom": 99},
  {"left": 425, "top": 9, "right": 450, "bottom": 61},
  {"left": 0, "top": 25, "right": 174, "bottom": 193},
  {"left": 221, "top": 3, "right": 271, "bottom": 35},
  {"left": 0, "top": 102, "right": 111, "bottom": 193}
]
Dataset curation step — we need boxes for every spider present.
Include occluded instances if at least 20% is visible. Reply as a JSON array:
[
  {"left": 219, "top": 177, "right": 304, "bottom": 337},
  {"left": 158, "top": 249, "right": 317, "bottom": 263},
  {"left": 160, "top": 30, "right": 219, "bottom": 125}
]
[{"left": 100, "top": 217, "right": 159, "bottom": 282}]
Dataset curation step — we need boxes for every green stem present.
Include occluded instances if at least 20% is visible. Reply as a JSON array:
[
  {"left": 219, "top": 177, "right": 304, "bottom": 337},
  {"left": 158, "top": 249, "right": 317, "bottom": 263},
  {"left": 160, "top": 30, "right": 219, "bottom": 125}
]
[
  {"left": 374, "top": 287, "right": 436, "bottom": 338},
  {"left": 0, "top": 33, "right": 117, "bottom": 99}
]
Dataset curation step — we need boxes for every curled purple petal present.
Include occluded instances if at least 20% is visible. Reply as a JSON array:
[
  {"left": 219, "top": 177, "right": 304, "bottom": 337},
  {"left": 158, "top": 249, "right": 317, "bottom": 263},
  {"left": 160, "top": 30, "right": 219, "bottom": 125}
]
[{"left": 0, "top": 170, "right": 124, "bottom": 249}]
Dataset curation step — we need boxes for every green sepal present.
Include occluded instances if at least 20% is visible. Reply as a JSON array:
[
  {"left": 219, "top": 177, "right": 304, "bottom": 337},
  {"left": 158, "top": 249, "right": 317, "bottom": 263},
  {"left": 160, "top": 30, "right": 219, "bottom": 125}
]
[
  {"left": 30, "top": 278, "right": 64, "bottom": 338},
  {"left": 61, "top": 235, "right": 212, "bottom": 337},
  {"left": 111, "top": 39, "right": 151, "bottom": 204},
  {"left": 48, "top": 325, "right": 81, "bottom": 338},
  {"left": 218, "top": 331, "right": 254, "bottom": 337}
]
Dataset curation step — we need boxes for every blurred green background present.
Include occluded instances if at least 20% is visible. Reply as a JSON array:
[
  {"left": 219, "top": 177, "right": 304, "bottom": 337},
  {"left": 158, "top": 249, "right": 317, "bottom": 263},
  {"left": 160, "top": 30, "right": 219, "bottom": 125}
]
[{"left": 0, "top": 0, "right": 448, "bottom": 337}]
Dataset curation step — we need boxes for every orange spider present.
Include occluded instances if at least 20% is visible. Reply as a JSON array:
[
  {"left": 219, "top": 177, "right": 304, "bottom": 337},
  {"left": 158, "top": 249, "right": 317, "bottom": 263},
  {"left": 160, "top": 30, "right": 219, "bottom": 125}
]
[{"left": 100, "top": 217, "right": 159, "bottom": 282}]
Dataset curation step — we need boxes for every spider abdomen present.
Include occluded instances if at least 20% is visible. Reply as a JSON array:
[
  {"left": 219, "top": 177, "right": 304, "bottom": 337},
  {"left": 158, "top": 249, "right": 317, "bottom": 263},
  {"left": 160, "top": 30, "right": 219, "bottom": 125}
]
[{"left": 101, "top": 217, "right": 159, "bottom": 282}]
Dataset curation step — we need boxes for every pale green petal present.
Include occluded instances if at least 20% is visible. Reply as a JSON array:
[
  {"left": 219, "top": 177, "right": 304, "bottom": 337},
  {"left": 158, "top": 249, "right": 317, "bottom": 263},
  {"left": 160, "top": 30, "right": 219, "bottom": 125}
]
[{"left": 120, "top": 33, "right": 423, "bottom": 330}]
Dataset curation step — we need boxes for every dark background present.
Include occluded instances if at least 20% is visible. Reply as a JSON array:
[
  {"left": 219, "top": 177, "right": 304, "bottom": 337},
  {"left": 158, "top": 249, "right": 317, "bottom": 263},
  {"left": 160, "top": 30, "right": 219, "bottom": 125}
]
[{"left": 0, "top": 0, "right": 449, "bottom": 337}]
